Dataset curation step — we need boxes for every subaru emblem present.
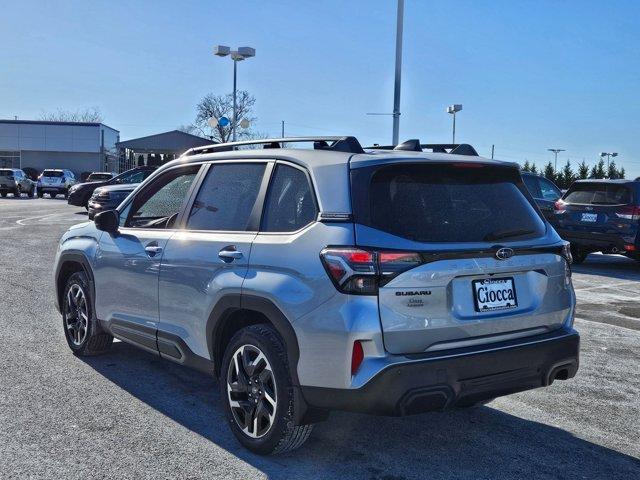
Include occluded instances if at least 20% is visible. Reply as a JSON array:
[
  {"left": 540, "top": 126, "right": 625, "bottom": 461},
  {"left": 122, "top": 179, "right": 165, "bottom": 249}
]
[{"left": 495, "top": 247, "right": 514, "bottom": 260}]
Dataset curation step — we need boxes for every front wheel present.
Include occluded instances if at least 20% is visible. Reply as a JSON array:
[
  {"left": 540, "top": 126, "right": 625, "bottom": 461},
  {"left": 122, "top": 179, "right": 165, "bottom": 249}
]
[
  {"left": 220, "top": 324, "right": 313, "bottom": 455},
  {"left": 62, "top": 271, "right": 113, "bottom": 355},
  {"left": 28, "top": 185, "right": 35, "bottom": 198},
  {"left": 13, "top": 186, "right": 20, "bottom": 198}
]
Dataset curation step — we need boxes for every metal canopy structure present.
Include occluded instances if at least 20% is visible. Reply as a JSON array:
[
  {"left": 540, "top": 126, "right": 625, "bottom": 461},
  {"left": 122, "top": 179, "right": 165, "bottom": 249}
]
[{"left": 116, "top": 130, "right": 213, "bottom": 172}]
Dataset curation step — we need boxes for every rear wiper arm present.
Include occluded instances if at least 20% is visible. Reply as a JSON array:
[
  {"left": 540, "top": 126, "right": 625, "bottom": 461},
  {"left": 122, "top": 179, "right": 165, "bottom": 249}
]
[{"left": 483, "top": 229, "right": 535, "bottom": 241}]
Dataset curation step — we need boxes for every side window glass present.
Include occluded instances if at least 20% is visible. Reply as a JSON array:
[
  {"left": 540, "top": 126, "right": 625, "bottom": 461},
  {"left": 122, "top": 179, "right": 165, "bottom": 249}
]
[
  {"left": 523, "top": 175, "right": 541, "bottom": 199},
  {"left": 126, "top": 166, "right": 199, "bottom": 229},
  {"left": 539, "top": 178, "right": 561, "bottom": 201},
  {"left": 187, "top": 163, "right": 266, "bottom": 231},
  {"left": 262, "top": 165, "right": 317, "bottom": 232}
]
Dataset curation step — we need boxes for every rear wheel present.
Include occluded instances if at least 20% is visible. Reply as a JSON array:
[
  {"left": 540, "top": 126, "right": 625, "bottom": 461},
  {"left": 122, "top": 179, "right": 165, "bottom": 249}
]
[
  {"left": 570, "top": 246, "right": 588, "bottom": 264},
  {"left": 62, "top": 271, "right": 113, "bottom": 355},
  {"left": 1, "top": 192, "right": 6, "bottom": 198},
  {"left": 27, "top": 185, "right": 35, "bottom": 198},
  {"left": 220, "top": 324, "right": 313, "bottom": 455},
  {"left": 37, "top": 190, "right": 43, "bottom": 198}
]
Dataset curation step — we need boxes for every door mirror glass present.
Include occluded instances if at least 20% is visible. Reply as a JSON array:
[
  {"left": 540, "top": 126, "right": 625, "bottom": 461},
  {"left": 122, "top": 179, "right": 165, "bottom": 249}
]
[{"left": 94, "top": 210, "right": 119, "bottom": 233}]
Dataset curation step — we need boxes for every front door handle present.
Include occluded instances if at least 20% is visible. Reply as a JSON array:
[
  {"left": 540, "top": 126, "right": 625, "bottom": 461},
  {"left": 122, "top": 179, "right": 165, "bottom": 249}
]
[
  {"left": 219, "top": 246, "right": 243, "bottom": 262},
  {"left": 145, "top": 242, "right": 163, "bottom": 257}
]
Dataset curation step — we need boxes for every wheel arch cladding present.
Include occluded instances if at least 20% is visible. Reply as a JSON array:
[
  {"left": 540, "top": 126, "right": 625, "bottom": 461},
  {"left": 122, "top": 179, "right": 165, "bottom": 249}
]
[
  {"left": 55, "top": 253, "right": 95, "bottom": 314},
  {"left": 207, "top": 294, "right": 301, "bottom": 385}
]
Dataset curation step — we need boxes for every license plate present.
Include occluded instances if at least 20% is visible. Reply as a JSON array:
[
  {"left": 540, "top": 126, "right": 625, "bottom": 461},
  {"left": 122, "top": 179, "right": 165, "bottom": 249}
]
[
  {"left": 472, "top": 277, "right": 517, "bottom": 312},
  {"left": 581, "top": 213, "right": 597, "bottom": 222}
]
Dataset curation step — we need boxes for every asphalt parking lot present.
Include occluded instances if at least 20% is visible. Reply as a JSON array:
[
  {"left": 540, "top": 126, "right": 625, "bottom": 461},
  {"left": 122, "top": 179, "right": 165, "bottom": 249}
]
[{"left": 1, "top": 198, "right": 639, "bottom": 480}]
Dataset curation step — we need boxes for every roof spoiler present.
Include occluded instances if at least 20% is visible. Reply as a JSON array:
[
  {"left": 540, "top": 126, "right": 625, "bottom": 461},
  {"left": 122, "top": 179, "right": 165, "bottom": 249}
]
[
  {"left": 184, "top": 136, "right": 365, "bottom": 156},
  {"left": 368, "top": 140, "right": 479, "bottom": 157}
]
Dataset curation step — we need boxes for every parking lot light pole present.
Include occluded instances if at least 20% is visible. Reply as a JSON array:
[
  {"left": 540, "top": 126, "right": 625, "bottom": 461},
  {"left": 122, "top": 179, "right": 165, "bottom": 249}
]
[
  {"left": 213, "top": 45, "right": 256, "bottom": 142},
  {"left": 547, "top": 148, "right": 565, "bottom": 172},
  {"left": 600, "top": 152, "right": 618, "bottom": 176},
  {"left": 447, "top": 104, "right": 462, "bottom": 144}
]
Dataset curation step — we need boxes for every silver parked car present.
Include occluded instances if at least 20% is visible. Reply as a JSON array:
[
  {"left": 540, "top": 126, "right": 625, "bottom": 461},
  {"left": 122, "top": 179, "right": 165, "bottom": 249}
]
[
  {"left": 53, "top": 136, "right": 579, "bottom": 455},
  {"left": 0, "top": 168, "right": 36, "bottom": 197}
]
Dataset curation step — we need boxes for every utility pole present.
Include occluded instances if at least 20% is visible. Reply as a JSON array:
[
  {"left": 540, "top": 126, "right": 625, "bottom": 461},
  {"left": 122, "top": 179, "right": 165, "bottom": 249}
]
[
  {"left": 281, "top": 120, "right": 285, "bottom": 138},
  {"left": 392, "top": 0, "right": 404, "bottom": 146},
  {"left": 491, "top": 144, "right": 495, "bottom": 159}
]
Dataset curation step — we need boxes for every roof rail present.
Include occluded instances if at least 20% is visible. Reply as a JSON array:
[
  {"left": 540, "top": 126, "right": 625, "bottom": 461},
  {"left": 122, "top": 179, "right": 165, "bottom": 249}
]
[
  {"left": 367, "top": 141, "right": 479, "bottom": 157},
  {"left": 183, "top": 136, "right": 365, "bottom": 156}
]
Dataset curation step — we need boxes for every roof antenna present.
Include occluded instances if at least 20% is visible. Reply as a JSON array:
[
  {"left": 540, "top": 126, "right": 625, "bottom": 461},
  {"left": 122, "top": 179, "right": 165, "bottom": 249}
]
[{"left": 393, "top": 139, "right": 422, "bottom": 152}]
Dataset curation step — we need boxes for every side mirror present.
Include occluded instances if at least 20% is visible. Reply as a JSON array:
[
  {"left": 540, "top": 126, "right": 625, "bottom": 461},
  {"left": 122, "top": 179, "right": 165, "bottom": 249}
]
[{"left": 94, "top": 210, "right": 119, "bottom": 233}]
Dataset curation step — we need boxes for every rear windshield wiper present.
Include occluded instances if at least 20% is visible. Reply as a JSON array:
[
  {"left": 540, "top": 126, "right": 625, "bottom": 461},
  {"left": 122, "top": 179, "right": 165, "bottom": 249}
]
[{"left": 483, "top": 228, "right": 535, "bottom": 241}]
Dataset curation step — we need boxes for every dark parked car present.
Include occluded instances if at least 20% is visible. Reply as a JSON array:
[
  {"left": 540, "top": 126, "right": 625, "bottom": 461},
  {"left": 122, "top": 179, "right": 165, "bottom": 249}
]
[
  {"left": 522, "top": 172, "right": 563, "bottom": 220},
  {"left": 87, "top": 183, "right": 138, "bottom": 219},
  {"left": 0, "top": 168, "right": 37, "bottom": 198},
  {"left": 67, "top": 166, "right": 156, "bottom": 209},
  {"left": 551, "top": 179, "right": 640, "bottom": 263}
]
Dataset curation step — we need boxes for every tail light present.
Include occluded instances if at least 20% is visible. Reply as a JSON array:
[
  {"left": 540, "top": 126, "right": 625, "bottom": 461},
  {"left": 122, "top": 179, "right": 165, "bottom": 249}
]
[
  {"left": 554, "top": 200, "right": 567, "bottom": 214},
  {"left": 615, "top": 206, "right": 640, "bottom": 222},
  {"left": 351, "top": 341, "right": 364, "bottom": 376},
  {"left": 561, "top": 242, "right": 572, "bottom": 286},
  {"left": 320, "top": 247, "right": 422, "bottom": 295}
]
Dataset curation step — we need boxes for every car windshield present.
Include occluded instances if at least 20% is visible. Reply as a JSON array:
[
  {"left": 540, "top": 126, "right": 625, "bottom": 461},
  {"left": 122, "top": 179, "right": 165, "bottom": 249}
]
[
  {"left": 43, "top": 170, "right": 64, "bottom": 177},
  {"left": 88, "top": 173, "right": 112, "bottom": 181},
  {"left": 353, "top": 163, "right": 546, "bottom": 243},
  {"left": 111, "top": 169, "right": 151, "bottom": 185},
  {"left": 563, "top": 183, "right": 632, "bottom": 205}
]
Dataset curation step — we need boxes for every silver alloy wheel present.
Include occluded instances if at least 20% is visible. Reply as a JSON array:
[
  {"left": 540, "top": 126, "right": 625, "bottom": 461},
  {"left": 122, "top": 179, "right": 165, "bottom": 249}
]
[
  {"left": 64, "top": 284, "right": 89, "bottom": 346},
  {"left": 227, "top": 344, "right": 277, "bottom": 439}
]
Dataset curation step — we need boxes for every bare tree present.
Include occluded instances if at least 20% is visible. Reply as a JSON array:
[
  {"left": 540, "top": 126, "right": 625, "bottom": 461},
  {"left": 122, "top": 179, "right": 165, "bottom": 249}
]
[
  {"left": 190, "top": 91, "right": 256, "bottom": 143},
  {"left": 39, "top": 107, "right": 104, "bottom": 123}
]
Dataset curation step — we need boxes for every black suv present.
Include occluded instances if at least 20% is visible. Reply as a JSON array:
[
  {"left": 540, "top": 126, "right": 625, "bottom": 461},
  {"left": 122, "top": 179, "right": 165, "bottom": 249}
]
[
  {"left": 551, "top": 179, "right": 640, "bottom": 263},
  {"left": 67, "top": 166, "right": 156, "bottom": 208}
]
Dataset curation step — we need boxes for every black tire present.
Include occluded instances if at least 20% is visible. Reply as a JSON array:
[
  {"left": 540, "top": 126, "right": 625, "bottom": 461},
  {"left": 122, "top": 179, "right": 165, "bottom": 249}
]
[
  {"left": 27, "top": 185, "right": 35, "bottom": 198},
  {"left": 220, "top": 324, "right": 313, "bottom": 455},
  {"left": 62, "top": 271, "right": 113, "bottom": 356},
  {"left": 1, "top": 192, "right": 6, "bottom": 198},
  {"left": 64, "top": 189, "right": 69, "bottom": 199},
  {"left": 13, "top": 186, "right": 20, "bottom": 198},
  {"left": 37, "top": 190, "right": 43, "bottom": 198},
  {"left": 570, "top": 246, "right": 588, "bottom": 264}
]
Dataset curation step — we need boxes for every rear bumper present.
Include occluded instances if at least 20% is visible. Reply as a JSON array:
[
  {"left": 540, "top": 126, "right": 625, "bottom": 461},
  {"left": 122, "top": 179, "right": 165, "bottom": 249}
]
[
  {"left": 556, "top": 228, "right": 637, "bottom": 252},
  {"left": 39, "top": 186, "right": 66, "bottom": 193},
  {"left": 301, "top": 328, "right": 579, "bottom": 416}
]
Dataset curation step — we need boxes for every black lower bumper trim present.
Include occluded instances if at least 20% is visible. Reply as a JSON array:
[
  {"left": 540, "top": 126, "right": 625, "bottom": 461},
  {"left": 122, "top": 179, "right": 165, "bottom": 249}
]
[{"left": 301, "top": 328, "right": 579, "bottom": 416}]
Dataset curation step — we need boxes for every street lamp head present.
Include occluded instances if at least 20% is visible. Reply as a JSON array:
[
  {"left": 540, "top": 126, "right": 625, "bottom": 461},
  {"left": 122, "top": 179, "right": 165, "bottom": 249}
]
[
  {"left": 214, "top": 45, "right": 230, "bottom": 57},
  {"left": 612, "top": 152, "right": 618, "bottom": 157},
  {"left": 237, "top": 47, "right": 256, "bottom": 58},
  {"left": 447, "top": 104, "right": 462, "bottom": 114}
]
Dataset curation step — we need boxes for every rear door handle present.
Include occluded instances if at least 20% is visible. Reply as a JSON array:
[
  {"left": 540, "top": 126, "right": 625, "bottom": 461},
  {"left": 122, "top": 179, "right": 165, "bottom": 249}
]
[{"left": 219, "top": 246, "right": 243, "bottom": 262}]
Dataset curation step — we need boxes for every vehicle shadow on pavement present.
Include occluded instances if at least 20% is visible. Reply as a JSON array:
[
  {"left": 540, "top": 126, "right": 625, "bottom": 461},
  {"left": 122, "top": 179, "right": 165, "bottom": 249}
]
[
  {"left": 80, "top": 342, "right": 640, "bottom": 480},
  {"left": 572, "top": 254, "right": 640, "bottom": 282}
]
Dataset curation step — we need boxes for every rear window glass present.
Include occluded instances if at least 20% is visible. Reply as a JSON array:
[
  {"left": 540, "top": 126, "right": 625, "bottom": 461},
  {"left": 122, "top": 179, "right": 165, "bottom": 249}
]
[
  {"left": 564, "top": 183, "right": 632, "bottom": 205},
  {"left": 43, "top": 170, "right": 64, "bottom": 177},
  {"left": 0, "top": 169, "right": 13, "bottom": 176},
  {"left": 353, "top": 164, "right": 545, "bottom": 243}
]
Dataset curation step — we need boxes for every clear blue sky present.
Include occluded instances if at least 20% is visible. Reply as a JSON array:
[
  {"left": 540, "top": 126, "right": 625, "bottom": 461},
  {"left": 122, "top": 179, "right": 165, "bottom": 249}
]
[{"left": 1, "top": 0, "right": 639, "bottom": 176}]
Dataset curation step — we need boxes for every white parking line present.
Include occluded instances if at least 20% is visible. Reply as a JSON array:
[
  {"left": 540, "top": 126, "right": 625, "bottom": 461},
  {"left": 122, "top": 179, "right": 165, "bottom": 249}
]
[{"left": 574, "top": 280, "right": 640, "bottom": 292}]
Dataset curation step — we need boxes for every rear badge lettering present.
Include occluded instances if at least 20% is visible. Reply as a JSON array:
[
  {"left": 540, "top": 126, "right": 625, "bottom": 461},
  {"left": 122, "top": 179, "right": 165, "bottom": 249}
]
[{"left": 395, "top": 290, "right": 432, "bottom": 296}]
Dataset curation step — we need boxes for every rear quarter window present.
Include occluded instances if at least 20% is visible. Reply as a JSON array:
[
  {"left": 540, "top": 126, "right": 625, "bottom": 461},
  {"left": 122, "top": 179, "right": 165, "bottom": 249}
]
[{"left": 352, "top": 163, "right": 546, "bottom": 243}]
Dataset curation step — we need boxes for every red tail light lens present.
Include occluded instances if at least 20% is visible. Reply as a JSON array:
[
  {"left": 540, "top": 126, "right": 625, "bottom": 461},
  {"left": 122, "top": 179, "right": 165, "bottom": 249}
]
[
  {"left": 320, "top": 247, "right": 422, "bottom": 294},
  {"left": 615, "top": 206, "right": 640, "bottom": 222},
  {"left": 351, "top": 340, "right": 364, "bottom": 376},
  {"left": 554, "top": 200, "right": 567, "bottom": 214}
]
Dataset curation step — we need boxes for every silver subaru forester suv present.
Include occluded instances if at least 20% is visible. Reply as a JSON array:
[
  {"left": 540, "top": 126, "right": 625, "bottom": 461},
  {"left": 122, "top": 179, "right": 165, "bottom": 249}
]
[{"left": 54, "top": 136, "right": 579, "bottom": 455}]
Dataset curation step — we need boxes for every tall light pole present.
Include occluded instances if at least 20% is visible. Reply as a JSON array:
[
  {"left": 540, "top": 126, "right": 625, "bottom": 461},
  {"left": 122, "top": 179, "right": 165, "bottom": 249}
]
[
  {"left": 600, "top": 152, "right": 618, "bottom": 176},
  {"left": 391, "top": 0, "right": 405, "bottom": 145},
  {"left": 547, "top": 148, "right": 565, "bottom": 172},
  {"left": 214, "top": 45, "right": 256, "bottom": 142},
  {"left": 447, "top": 104, "right": 462, "bottom": 144}
]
